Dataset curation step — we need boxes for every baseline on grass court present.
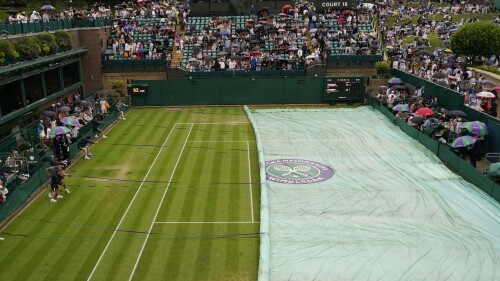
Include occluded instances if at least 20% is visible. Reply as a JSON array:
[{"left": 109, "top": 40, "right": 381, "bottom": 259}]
[{"left": 87, "top": 122, "right": 258, "bottom": 281}]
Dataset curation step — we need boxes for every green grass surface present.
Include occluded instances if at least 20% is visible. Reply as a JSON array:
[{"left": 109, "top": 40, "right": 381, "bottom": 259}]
[{"left": 0, "top": 107, "right": 260, "bottom": 281}]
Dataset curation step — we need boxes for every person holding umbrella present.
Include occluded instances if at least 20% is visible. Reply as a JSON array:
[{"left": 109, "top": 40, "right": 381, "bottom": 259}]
[{"left": 469, "top": 135, "right": 481, "bottom": 168}]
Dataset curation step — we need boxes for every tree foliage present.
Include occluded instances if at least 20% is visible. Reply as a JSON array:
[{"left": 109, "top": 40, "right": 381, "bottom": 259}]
[{"left": 450, "top": 21, "right": 500, "bottom": 64}]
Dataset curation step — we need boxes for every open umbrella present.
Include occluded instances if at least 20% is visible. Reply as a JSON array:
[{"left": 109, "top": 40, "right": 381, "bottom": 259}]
[
  {"left": 80, "top": 101, "right": 93, "bottom": 107},
  {"left": 487, "top": 162, "right": 500, "bottom": 179},
  {"left": 58, "top": 106, "right": 71, "bottom": 113},
  {"left": 41, "top": 5, "right": 56, "bottom": 11},
  {"left": 102, "top": 49, "right": 114, "bottom": 55},
  {"left": 476, "top": 91, "right": 496, "bottom": 99},
  {"left": 415, "top": 107, "right": 434, "bottom": 117},
  {"left": 445, "top": 110, "right": 467, "bottom": 117},
  {"left": 492, "top": 86, "right": 500, "bottom": 91},
  {"left": 49, "top": 126, "right": 71, "bottom": 138},
  {"left": 5, "top": 9, "right": 18, "bottom": 14},
  {"left": 42, "top": 110, "right": 56, "bottom": 117},
  {"left": 391, "top": 84, "right": 407, "bottom": 90},
  {"left": 459, "top": 121, "right": 489, "bottom": 136},
  {"left": 392, "top": 104, "right": 410, "bottom": 112},
  {"left": 432, "top": 72, "right": 447, "bottom": 79},
  {"left": 60, "top": 117, "right": 80, "bottom": 127},
  {"left": 387, "top": 77, "right": 402, "bottom": 85},
  {"left": 451, "top": 135, "right": 477, "bottom": 149},
  {"left": 123, "top": 24, "right": 135, "bottom": 30},
  {"left": 410, "top": 115, "right": 425, "bottom": 124}
]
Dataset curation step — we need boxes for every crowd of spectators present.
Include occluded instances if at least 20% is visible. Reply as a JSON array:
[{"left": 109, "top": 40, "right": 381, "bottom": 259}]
[
  {"left": 179, "top": 2, "right": 378, "bottom": 72},
  {"left": 102, "top": 1, "right": 189, "bottom": 62},
  {"left": 377, "top": 0, "right": 499, "bottom": 118},
  {"left": 375, "top": 85, "right": 487, "bottom": 167},
  {"left": 4, "top": 3, "right": 112, "bottom": 24},
  {"left": 37, "top": 92, "right": 112, "bottom": 164}
]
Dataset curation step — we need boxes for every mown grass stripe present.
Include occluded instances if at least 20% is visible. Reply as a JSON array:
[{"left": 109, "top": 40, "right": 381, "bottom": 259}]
[
  {"left": 129, "top": 124, "right": 194, "bottom": 281},
  {"left": 86, "top": 121, "right": 179, "bottom": 281}
]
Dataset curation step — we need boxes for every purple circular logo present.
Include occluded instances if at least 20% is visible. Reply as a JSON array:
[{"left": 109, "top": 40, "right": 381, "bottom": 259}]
[{"left": 265, "top": 159, "right": 334, "bottom": 184}]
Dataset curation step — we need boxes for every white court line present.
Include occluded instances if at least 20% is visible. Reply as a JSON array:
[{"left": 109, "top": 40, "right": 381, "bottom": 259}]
[
  {"left": 247, "top": 141, "right": 255, "bottom": 223},
  {"left": 176, "top": 122, "right": 248, "bottom": 125},
  {"left": 188, "top": 140, "right": 255, "bottom": 143},
  {"left": 154, "top": 221, "right": 260, "bottom": 224},
  {"left": 87, "top": 124, "right": 178, "bottom": 281},
  {"left": 128, "top": 123, "right": 194, "bottom": 281}
]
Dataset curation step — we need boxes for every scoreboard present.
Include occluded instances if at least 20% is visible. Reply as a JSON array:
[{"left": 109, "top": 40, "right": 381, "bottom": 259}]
[
  {"left": 324, "top": 76, "right": 364, "bottom": 102},
  {"left": 127, "top": 84, "right": 149, "bottom": 95}
]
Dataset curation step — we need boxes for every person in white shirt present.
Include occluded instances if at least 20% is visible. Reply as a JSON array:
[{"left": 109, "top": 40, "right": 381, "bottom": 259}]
[
  {"left": 124, "top": 42, "right": 131, "bottom": 58},
  {"left": 228, "top": 59, "right": 236, "bottom": 71},
  {"left": 219, "top": 59, "right": 226, "bottom": 70}
]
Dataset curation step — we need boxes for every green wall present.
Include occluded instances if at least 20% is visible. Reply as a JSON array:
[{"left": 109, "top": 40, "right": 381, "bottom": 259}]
[{"left": 130, "top": 77, "right": 327, "bottom": 106}]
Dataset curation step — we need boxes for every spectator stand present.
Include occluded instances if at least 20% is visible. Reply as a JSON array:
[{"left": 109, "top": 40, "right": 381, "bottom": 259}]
[
  {"left": 179, "top": 12, "right": 308, "bottom": 74},
  {"left": 101, "top": 1, "right": 184, "bottom": 70}
]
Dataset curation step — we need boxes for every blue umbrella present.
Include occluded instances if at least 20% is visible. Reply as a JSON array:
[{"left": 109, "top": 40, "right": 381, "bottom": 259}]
[{"left": 124, "top": 24, "right": 135, "bottom": 30}]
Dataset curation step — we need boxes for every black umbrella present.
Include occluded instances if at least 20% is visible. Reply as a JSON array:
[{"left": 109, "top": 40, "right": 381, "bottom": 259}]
[
  {"left": 5, "top": 9, "right": 18, "bottom": 14},
  {"left": 411, "top": 115, "right": 425, "bottom": 124},
  {"left": 58, "top": 106, "right": 71, "bottom": 113},
  {"left": 446, "top": 110, "right": 467, "bottom": 117},
  {"left": 69, "top": 113, "right": 80, "bottom": 117},
  {"left": 80, "top": 101, "right": 93, "bottom": 107},
  {"left": 435, "top": 80, "right": 448, "bottom": 87},
  {"left": 432, "top": 72, "right": 447, "bottom": 79},
  {"left": 391, "top": 85, "right": 407, "bottom": 90},
  {"left": 42, "top": 110, "right": 56, "bottom": 117}
]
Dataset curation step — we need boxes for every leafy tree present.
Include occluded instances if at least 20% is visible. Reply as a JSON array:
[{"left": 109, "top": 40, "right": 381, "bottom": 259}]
[{"left": 450, "top": 21, "right": 500, "bottom": 65}]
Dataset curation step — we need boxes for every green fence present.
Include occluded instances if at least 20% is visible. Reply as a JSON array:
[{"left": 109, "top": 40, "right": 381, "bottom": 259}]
[
  {"left": 0, "top": 136, "right": 17, "bottom": 154},
  {"left": 131, "top": 77, "right": 326, "bottom": 106},
  {"left": 369, "top": 97, "right": 500, "bottom": 203},
  {"left": 0, "top": 100, "right": 129, "bottom": 222},
  {"left": 389, "top": 69, "right": 500, "bottom": 154},
  {"left": 327, "top": 54, "right": 383, "bottom": 63}
]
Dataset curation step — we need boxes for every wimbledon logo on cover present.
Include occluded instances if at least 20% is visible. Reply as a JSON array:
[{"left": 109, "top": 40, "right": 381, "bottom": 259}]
[{"left": 265, "top": 159, "right": 334, "bottom": 184}]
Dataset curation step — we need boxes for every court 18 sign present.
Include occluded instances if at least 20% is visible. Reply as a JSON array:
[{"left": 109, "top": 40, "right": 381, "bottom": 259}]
[
  {"left": 317, "top": 0, "right": 352, "bottom": 11},
  {"left": 266, "top": 159, "right": 334, "bottom": 184}
]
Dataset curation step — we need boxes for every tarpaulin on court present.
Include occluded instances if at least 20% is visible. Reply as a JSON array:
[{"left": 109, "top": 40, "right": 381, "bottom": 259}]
[{"left": 247, "top": 107, "right": 500, "bottom": 281}]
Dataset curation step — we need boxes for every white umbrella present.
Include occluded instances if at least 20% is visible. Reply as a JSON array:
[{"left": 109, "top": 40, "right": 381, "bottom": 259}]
[
  {"left": 305, "top": 55, "right": 315, "bottom": 59},
  {"left": 476, "top": 91, "right": 496, "bottom": 99}
]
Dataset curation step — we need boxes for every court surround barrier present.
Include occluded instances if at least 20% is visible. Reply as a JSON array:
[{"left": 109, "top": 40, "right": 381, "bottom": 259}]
[
  {"left": 0, "top": 100, "right": 129, "bottom": 222},
  {"left": 370, "top": 97, "right": 500, "bottom": 203},
  {"left": 131, "top": 77, "right": 326, "bottom": 106}
]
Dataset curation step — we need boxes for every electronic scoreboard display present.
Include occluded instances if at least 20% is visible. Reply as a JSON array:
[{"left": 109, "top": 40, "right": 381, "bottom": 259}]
[
  {"left": 324, "top": 76, "right": 364, "bottom": 102},
  {"left": 127, "top": 84, "right": 149, "bottom": 95}
]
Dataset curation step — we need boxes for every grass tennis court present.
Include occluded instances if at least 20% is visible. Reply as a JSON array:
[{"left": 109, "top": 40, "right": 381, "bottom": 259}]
[{"left": 0, "top": 107, "right": 260, "bottom": 281}]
